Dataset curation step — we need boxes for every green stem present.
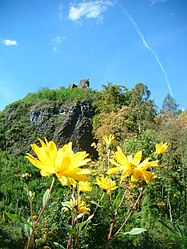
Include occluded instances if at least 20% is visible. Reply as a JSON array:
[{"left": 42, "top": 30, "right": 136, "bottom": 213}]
[
  {"left": 73, "top": 192, "right": 105, "bottom": 249},
  {"left": 107, "top": 149, "right": 111, "bottom": 170},
  {"left": 105, "top": 189, "right": 127, "bottom": 249},
  {"left": 73, "top": 213, "right": 85, "bottom": 249},
  {"left": 26, "top": 175, "right": 56, "bottom": 249},
  {"left": 66, "top": 188, "right": 77, "bottom": 249},
  {"left": 114, "top": 190, "right": 143, "bottom": 237},
  {"left": 67, "top": 214, "right": 74, "bottom": 249},
  {"left": 117, "top": 189, "right": 128, "bottom": 210},
  {"left": 106, "top": 214, "right": 115, "bottom": 249}
]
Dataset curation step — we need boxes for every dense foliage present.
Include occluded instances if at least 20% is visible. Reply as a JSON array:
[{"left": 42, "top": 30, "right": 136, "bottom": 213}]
[{"left": 0, "top": 83, "right": 187, "bottom": 248}]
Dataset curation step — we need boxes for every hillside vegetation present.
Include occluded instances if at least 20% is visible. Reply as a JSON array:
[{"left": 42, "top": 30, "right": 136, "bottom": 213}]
[{"left": 0, "top": 82, "right": 187, "bottom": 249}]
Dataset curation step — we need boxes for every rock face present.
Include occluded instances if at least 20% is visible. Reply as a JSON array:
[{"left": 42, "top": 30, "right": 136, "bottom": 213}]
[
  {"left": 30, "top": 101, "right": 97, "bottom": 157},
  {"left": 68, "top": 79, "right": 89, "bottom": 89},
  {"left": 1, "top": 101, "right": 98, "bottom": 158}
]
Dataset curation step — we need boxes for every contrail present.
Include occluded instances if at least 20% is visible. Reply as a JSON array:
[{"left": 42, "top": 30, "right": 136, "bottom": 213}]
[{"left": 118, "top": 3, "right": 174, "bottom": 97}]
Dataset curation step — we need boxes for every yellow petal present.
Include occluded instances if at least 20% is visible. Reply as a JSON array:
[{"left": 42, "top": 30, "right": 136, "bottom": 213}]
[
  {"left": 62, "top": 142, "right": 72, "bottom": 153},
  {"left": 121, "top": 168, "right": 133, "bottom": 177},
  {"left": 25, "top": 154, "right": 43, "bottom": 169},
  {"left": 109, "top": 159, "right": 122, "bottom": 167},
  {"left": 58, "top": 176, "right": 68, "bottom": 185},
  {"left": 47, "top": 140, "right": 58, "bottom": 160},
  {"left": 115, "top": 146, "right": 129, "bottom": 166},
  {"left": 55, "top": 150, "right": 72, "bottom": 171},
  {"left": 73, "top": 151, "right": 91, "bottom": 166},
  {"left": 131, "top": 170, "right": 142, "bottom": 182},
  {"left": 132, "top": 150, "right": 142, "bottom": 166},
  {"left": 59, "top": 168, "right": 89, "bottom": 182},
  {"left": 138, "top": 159, "right": 158, "bottom": 170},
  {"left": 66, "top": 177, "right": 77, "bottom": 187},
  {"left": 142, "top": 171, "right": 156, "bottom": 184},
  {"left": 76, "top": 169, "right": 91, "bottom": 175},
  {"left": 40, "top": 169, "right": 52, "bottom": 176},
  {"left": 38, "top": 138, "right": 48, "bottom": 149},
  {"left": 31, "top": 144, "right": 54, "bottom": 167},
  {"left": 107, "top": 167, "right": 121, "bottom": 174}
]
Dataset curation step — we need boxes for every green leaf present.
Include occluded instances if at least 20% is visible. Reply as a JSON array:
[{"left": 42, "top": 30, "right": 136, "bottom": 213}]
[
  {"left": 125, "top": 228, "right": 147, "bottom": 235},
  {"left": 6, "top": 212, "right": 21, "bottom": 222},
  {"left": 159, "top": 220, "right": 179, "bottom": 235},
  {"left": 90, "top": 200, "right": 101, "bottom": 207},
  {"left": 117, "top": 228, "right": 147, "bottom": 237},
  {"left": 62, "top": 222, "right": 72, "bottom": 230},
  {"left": 61, "top": 202, "right": 73, "bottom": 208},
  {"left": 74, "top": 212, "right": 84, "bottom": 222},
  {"left": 78, "top": 214, "right": 94, "bottom": 231},
  {"left": 43, "top": 189, "right": 50, "bottom": 207},
  {"left": 67, "top": 228, "right": 76, "bottom": 236},
  {"left": 20, "top": 217, "right": 32, "bottom": 227},
  {"left": 112, "top": 191, "right": 123, "bottom": 209},
  {"left": 6, "top": 212, "right": 32, "bottom": 227},
  {"left": 86, "top": 213, "right": 94, "bottom": 222},
  {"left": 53, "top": 242, "right": 66, "bottom": 249},
  {"left": 24, "top": 221, "right": 33, "bottom": 237}
]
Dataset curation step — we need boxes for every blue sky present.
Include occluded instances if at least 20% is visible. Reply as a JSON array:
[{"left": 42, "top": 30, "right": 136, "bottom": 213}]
[{"left": 0, "top": 0, "right": 187, "bottom": 110}]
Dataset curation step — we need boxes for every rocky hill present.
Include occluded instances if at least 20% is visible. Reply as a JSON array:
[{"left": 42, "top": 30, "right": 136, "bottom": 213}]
[
  {"left": 0, "top": 84, "right": 98, "bottom": 158},
  {"left": 0, "top": 81, "right": 165, "bottom": 158}
]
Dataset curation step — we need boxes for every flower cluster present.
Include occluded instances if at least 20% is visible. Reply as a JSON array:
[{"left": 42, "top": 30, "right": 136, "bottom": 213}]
[
  {"left": 26, "top": 137, "right": 168, "bottom": 189},
  {"left": 24, "top": 136, "right": 168, "bottom": 249}
]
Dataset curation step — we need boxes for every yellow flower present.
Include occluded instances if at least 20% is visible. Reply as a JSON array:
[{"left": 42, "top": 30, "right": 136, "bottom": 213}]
[
  {"left": 103, "top": 135, "right": 115, "bottom": 147},
  {"left": 63, "top": 196, "right": 90, "bottom": 215},
  {"left": 107, "top": 146, "right": 158, "bottom": 185},
  {"left": 25, "top": 138, "right": 91, "bottom": 186},
  {"left": 77, "top": 197, "right": 90, "bottom": 215},
  {"left": 32, "top": 215, "right": 38, "bottom": 220},
  {"left": 96, "top": 175, "right": 117, "bottom": 193},
  {"left": 78, "top": 181, "right": 92, "bottom": 193},
  {"left": 156, "top": 142, "right": 168, "bottom": 155}
]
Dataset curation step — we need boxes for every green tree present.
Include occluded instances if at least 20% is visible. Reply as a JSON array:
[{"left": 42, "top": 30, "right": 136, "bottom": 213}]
[
  {"left": 93, "top": 83, "right": 127, "bottom": 113},
  {"left": 161, "top": 94, "right": 179, "bottom": 114},
  {"left": 124, "top": 83, "right": 157, "bottom": 133}
]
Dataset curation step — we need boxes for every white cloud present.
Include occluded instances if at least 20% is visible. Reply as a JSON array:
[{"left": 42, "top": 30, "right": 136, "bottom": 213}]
[
  {"left": 1, "top": 39, "right": 17, "bottom": 46},
  {"left": 49, "top": 36, "right": 66, "bottom": 53},
  {"left": 68, "top": 0, "right": 114, "bottom": 22},
  {"left": 58, "top": 3, "right": 64, "bottom": 21},
  {"left": 149, "top": 0, "right": 167, "bottom": 6}
]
